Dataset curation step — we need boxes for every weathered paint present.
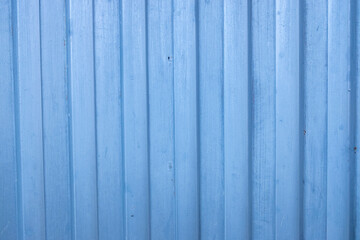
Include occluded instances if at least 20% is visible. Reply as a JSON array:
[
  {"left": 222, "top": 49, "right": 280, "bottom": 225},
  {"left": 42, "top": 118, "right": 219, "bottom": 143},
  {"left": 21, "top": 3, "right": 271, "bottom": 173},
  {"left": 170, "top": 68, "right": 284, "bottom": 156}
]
[{"left": 0, "top": 0, "right": 359, "bottom": 239}]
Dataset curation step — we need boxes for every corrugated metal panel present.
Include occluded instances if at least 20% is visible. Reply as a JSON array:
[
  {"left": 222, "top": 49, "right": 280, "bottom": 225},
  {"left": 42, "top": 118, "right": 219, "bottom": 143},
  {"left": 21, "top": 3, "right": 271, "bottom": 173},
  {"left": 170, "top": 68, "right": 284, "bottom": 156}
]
[{"left": 0, "top": 0, "right": 359, "bottom": 239}]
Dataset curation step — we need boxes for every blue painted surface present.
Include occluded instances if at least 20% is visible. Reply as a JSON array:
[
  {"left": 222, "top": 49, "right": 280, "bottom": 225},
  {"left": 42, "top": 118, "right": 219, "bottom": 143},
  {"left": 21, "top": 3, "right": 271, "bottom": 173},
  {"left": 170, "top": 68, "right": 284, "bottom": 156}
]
[{"left": 0, "top": 0, "right": 359, "bottom": 239}]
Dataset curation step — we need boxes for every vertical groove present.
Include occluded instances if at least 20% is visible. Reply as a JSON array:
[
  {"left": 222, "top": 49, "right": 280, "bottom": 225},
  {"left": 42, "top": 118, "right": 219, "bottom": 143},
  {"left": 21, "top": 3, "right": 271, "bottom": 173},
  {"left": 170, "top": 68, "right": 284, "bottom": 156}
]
[
  {"left": 170, "top": 1, "right": 177, "bottom": 239},
  {"left": 222, "top": 0, "right": 225, "bottom": 239},
  {"left": 11, "top": 0, "right": 23, "bottom": 239},
  {"left": 9, "top": 0, "right": 20, "bottom": 238},
  {"left": 274, "top": 0, "right": 277, "bottom": 236},
  {"left": 325, "top": 0, "right": 329, "bottom": 237},
  {"left": 273, "top": 0, "right": 277, "bottom": 237},
  {"left": 64, "top": 0, "right": 75, "bottom": 238},
  {"left": 195, "top": 0, "right": 201, "bottom": 238},
  {"left": 223, "top": 1, "right": 226, "bottom": 237},
  {"left": 299, "top": 0, "right": 305, "bottom": 238},
  {"left": 119, "top": 0, "right": 127, "bottom": 239},
  {"left": 145, "top": 0, "right": 152, "bottom": 238},
  {"left": 91, "top": 0, "right": 100, "bottom": 239},
  {"left": 247, "top": 0, "right": 253, "bottom": 238},
  {"left": 38, "top": 0, "right": 48, "bottom": 238},
  {"left": 353, "top": 0, "right": 358, "bottom": 233},
  {"left": 171, "top": 0, "right": 178, "bottom": 239},
  {"left": 350, "top": 0, "right": 357, "bottom": 238}
]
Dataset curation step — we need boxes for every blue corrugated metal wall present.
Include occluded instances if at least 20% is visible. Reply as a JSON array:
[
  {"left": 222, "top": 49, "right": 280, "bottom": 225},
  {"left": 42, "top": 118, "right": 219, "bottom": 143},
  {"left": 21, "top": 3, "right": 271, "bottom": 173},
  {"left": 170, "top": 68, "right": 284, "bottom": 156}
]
[{"left": 0, "top": 0, "right": 359, "bottom": 239}]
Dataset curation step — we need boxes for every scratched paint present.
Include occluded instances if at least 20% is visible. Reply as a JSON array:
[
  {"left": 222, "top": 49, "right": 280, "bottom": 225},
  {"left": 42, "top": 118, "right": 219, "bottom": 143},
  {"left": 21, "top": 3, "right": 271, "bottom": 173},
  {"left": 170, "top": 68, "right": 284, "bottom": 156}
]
[{"left": 0, "top": 0, "right": 359, "bottom": 239}]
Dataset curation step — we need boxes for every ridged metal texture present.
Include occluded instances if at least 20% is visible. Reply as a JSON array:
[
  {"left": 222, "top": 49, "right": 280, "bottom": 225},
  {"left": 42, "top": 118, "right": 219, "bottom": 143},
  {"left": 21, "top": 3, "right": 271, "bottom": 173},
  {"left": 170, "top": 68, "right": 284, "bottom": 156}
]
[{"left": 0, "top": 0, "right": 359, "bottom": 239}]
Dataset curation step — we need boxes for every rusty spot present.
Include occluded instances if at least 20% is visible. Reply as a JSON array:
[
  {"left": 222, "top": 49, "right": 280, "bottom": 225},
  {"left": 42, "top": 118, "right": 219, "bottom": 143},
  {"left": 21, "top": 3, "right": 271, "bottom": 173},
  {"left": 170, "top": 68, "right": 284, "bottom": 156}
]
[
  {"left": 354, "top": 146, "right": 357, "bottom": 153},
  {"left": 303, "top": 130, "right": 306, "bottom": 135}
]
